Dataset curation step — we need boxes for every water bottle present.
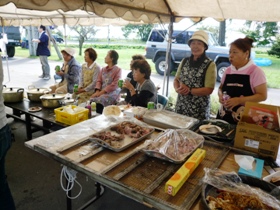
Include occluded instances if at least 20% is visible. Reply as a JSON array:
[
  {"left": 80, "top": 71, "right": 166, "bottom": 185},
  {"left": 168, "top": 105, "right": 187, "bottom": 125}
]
[{"left": 222, "top": 91, "right": 231, "bottom": 112}]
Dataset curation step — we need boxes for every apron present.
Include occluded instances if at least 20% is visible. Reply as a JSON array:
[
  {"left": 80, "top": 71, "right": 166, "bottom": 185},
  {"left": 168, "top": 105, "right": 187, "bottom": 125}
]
[
  {"left": 217, "top": 73, "right": 254, "bottom": 124},
  {"left": 175, "top": 57, "right": 211, "bottom": 120},
  {"left": 76, "top": 63, "right": 97, "bottom": 103}
]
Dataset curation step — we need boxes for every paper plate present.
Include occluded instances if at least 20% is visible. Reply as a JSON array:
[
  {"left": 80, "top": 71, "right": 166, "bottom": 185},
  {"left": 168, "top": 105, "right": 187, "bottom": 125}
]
[
  {"left": 199, "top": 124, "right": 222, "bottom": 134},
  {"left": 28, "top": 106, "right": 42, "bottom": 112}
]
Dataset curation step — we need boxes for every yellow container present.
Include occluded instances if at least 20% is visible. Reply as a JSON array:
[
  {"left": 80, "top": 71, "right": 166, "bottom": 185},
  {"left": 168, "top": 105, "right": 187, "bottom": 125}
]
[
  {"left": 54, "top": 105, "right": 89, "bottom": 125},
  {"left": 165, "top": 148, "right": 206, "bottom": 196}
]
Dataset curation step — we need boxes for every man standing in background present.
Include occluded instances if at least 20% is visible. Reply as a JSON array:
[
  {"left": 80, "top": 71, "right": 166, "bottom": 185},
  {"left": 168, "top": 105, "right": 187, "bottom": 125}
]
[
  {"left": 32, "top": 25, "right": 50, "bottom": 80},
  {"left": 0, "top": 57, "right": 16, "bottom": 210}
]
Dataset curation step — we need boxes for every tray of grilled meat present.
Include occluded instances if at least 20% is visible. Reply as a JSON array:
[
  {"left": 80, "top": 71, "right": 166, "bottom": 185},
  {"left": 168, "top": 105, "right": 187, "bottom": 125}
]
[{"left": 89, "top": 121, "right": 154, "bottom": 152}]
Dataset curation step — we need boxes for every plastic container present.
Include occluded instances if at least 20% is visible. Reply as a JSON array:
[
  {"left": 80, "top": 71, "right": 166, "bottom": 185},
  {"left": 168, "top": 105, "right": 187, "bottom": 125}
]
[{"left": 54, "top": 105, "right": 89, "bottom": 125}]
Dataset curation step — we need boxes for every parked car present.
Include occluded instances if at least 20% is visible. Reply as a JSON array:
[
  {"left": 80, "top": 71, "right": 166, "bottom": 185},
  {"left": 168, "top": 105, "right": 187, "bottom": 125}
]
[
  {"left": 145, "top": 29, "right": 230, "bottom": 82},
  {"left": 51, "top": 34, "right": 64, "bottom": 43},
  {"left": 0, "top": 26, "right": 21, "bottom": 57}
]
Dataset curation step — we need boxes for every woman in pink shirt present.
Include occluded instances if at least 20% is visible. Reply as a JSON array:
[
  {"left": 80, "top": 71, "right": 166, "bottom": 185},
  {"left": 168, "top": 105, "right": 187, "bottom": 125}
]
[
  {"left": 217, "top": 37, "right": 267, "bottom": 124},
  {"left": 90, "top": 50, "right": 121, "bottom": 107}
]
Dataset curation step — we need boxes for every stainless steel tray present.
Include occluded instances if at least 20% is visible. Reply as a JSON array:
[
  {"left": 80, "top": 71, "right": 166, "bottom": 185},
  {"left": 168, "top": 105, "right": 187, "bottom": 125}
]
[
  {"left": 89, "top": 121, "right": 154, "bottom": 152},
  {"left": 142, "top": 109, "right": 199, "bottom": 129}
]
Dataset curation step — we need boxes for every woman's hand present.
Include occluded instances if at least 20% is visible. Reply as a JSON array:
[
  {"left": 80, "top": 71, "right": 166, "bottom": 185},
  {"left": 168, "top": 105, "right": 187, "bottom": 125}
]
[
  {"left": 123, "top": 80, "right": 133, "bottom": 90},
  {"left": 224, "top": 97, "right": 242, "bottom": 110},
  {"left": 77, "top": 87, "right": 85, "bottom": 94},
  {"left": 176, "top": 83, "right": 190, "bottom": 95}
]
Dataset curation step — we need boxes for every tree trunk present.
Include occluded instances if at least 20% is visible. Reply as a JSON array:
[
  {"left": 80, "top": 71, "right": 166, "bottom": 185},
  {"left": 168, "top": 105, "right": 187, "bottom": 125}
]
[
  {"left": 219, "top": 21, "right": 226, "bottom": 46},
  {"left": 78, "top": 36, "right": 85, "bottom": 56}
]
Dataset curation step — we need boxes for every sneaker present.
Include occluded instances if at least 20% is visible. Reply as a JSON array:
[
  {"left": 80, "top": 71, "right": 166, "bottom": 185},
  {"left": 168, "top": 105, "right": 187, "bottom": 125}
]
[
  {"left": 38, "top": 75, "right": 44, "bottom": 78},
  {"left": 43, "top": 76, "right": 50, "bottom": 80}
]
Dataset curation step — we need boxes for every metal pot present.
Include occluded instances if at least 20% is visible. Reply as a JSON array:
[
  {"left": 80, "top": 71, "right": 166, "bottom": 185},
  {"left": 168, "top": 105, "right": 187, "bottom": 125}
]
[
  {"left": 2, "top": 86, "right": 24, "bottom": 103},
  {"left": 40, "top": 93, "right": 65, "bottom": 108},
  {"left": 26, "top": 85, "right": 50, "bottom": 102}
]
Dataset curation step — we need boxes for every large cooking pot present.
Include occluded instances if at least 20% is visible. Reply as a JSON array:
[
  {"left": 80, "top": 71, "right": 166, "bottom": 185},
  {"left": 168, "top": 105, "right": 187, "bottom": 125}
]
[
  {"left": 26, "top": 85, "right": 50, "bottom": 102},
  {"left": 2, "top": 86, "right": 24, "bottom": 103},
  {"left": 40, "top": 93, "right": 65, "bottom": 108}
]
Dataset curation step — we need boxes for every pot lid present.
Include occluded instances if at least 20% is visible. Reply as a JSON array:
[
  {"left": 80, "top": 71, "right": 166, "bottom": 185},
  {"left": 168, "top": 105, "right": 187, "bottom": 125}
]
[
  {"left": 40, "top": 94, "right": 66, "bottom": 100},
  {"left": 27, "top": 87, "right": 49, "bottom": 94},
  {"left": 3, "top": 87, "right": 24, "bottom": 93},
  {"left": 64, "top": 98, "right": 75, "bottom": 103}
]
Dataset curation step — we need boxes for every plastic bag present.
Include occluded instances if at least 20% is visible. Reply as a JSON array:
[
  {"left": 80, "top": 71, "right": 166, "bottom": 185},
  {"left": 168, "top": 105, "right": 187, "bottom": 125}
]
[
  {"left": 203, "top": 168, "right": 280, "bottom": 209},
  {"left": 143, "top": 129, "right": 204, "bottom": 163}
]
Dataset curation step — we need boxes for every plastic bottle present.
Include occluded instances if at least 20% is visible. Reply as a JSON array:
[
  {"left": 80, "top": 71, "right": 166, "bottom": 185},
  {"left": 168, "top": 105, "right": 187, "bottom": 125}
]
[
  {"left": 91, "top": 102, "right": 96, "bottom": 111},
  {"left": 85, "top": 101, "right": 92, "bottom": 118},
  {"left": 222, "top": 91, "right": 231, "bottom": 111},
  {"left": 73, "top": 84, "right": 78, "bottom": 93}
]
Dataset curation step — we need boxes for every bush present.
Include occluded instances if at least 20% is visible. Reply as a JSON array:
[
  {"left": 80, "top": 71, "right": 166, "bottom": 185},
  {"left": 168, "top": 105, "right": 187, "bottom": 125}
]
[{"left": 268, "top": 37, "right": 280, "bottom": 58}]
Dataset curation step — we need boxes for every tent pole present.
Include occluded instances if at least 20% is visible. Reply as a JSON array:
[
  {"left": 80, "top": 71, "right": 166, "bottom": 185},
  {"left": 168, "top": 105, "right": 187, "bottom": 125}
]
[
  {"left": 163, "top": 16, "right": 174, "bottom": 97},
  {"left": 63, "top": 17, "right": 67, "bottom": 47}
]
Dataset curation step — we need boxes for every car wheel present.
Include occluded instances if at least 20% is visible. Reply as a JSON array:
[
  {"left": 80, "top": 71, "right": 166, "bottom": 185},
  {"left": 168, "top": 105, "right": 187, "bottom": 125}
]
[
  {"left": 155, "top": 56, "right": 174, "bottom": 76},
  {"left": 216, "top": 62, "right": 230, "bottom": 82}
]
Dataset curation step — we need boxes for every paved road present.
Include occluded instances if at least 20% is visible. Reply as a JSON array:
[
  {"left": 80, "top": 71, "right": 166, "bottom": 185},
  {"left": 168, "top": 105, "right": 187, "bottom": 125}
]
[{"left": 2, "top": 56, "right": 280, "bottom": 106}]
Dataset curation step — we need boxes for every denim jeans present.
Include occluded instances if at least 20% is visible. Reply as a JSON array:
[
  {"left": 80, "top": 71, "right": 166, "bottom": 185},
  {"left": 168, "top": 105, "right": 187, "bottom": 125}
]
[
  {"left": 0, "top": 124, "right": 15, "bottom": 210},
  {"left": 39, "top": 55, "right": 50, "bottom": 77}
]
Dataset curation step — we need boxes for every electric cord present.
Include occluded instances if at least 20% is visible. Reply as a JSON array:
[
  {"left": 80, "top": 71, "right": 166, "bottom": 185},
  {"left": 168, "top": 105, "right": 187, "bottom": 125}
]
[{"left": 60, "top": 165, "right": 82, "bottom": 199}]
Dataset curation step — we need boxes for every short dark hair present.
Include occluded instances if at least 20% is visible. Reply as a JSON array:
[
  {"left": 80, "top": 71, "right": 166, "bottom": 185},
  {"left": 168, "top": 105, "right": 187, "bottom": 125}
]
[
  {"left": 39, "top": 25, "right": 46, "bottom": 31},
  {"left": 131, "top": 59, "right": 151, "bottom": 79},
  {"left": 84, "top": 48, "right": 97, "bottom": 62},
  {"left": 131, "top": 54, "right": 145, "bottom": 61},
  {"left": 109, "top": 50, "right": 119, "bottom": 65},
  {"left": 230, "top": 37, "right": 254, "bottom": 59}
]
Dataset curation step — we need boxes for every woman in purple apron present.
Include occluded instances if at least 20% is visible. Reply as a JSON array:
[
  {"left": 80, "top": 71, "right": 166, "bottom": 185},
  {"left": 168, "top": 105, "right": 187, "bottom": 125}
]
[{"left": 217, "top": 37, "right": 267, "bottom": 124}]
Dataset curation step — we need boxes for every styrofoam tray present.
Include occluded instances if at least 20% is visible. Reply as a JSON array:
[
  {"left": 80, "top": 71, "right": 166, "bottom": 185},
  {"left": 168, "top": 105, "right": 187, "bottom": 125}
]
[
  {"left": 263, "top": 170, "right": 280, "bottom": 182},
  {"left": 143, "top": 109, "right": 199, "bottom": 129}
]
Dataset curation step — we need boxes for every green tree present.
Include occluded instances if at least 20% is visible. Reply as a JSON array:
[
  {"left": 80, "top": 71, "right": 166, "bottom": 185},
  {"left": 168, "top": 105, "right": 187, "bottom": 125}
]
[
  {"left": 268, "top": 36, "right": 280, "bottom": 58},
  {"left": 121, "top": 24, "right": 153, "bottom": 41},
  {"left": 240, "top": 21, "right": 278, "bottom": 46},
  {"left": 198, "top": 25, "right": 219, "bottom": 40},
  {"left": 69, "top": 26, "right": 98, "bottom": 55}
]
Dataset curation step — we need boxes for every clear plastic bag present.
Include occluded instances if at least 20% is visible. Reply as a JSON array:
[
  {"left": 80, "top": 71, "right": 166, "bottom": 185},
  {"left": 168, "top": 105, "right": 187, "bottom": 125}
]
[
  {"left": 202, "top": 168, "right": 280, "bottom": 210},
  {"left": 143, "top": 129, "right": 204, "bottom": 163}
]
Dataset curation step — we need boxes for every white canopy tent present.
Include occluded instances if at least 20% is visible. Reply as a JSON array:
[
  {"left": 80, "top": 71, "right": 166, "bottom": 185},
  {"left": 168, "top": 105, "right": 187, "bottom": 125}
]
[
  {"left": 1, "top": 0, "right": 280, "bottom": 95},
  {"left": 1, "top": 0, "right": 280, "bottom": 23},
  {"left": 0, "top": 2, "right": 142, "bottom": 26}
]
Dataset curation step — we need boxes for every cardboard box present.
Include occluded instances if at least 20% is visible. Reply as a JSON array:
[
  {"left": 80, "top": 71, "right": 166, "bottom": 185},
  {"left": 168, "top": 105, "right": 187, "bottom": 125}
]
[
  {"left": 165, "top": 148, "right": 206, "bottom": 196},
  {"left": 234, "top": 102, "right": 280, "bottom": 160}
]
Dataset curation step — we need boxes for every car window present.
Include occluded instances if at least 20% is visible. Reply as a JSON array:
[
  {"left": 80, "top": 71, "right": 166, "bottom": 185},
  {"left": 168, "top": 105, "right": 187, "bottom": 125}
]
[{"left": 148, "top": 30, "right": 166, "bottom": 42}]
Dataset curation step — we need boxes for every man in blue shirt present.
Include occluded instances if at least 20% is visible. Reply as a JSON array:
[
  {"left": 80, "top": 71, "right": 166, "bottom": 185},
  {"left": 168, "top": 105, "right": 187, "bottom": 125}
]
[{"left": 32, "top": 25, "right": 50, "bottom": 80}]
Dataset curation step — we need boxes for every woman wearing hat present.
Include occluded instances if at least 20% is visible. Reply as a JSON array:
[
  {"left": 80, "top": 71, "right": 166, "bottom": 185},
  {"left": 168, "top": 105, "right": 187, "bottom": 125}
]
[
  {"left": 50, "top": 48, "right": 81, "bottom": 94},
  {"left": 217, "top": 37, "right": 267, "bottom": 124},
  {"left": 173, "top": 30, "right": 217, "bottom": 120}
]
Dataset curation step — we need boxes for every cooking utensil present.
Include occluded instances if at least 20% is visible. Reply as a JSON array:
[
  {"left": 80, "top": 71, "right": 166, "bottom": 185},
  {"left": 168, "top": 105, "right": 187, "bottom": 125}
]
[
  {"left": 40, "top": 93, "right": 65, "bottom": 108},
  {"left": 26, "top": 85, "right": 50, "bottom": 102},
  {"left": 2, "top": 85, "right": 24, "bottom": 103}
]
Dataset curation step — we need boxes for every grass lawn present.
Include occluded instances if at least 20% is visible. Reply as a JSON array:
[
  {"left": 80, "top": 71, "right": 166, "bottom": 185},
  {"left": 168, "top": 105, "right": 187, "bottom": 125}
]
[
  {"left": 16, "top": 45, "right": 280, "bottom": 88},
  {"left": 15, "top": 45, "right": 155, "bottom": 72}
]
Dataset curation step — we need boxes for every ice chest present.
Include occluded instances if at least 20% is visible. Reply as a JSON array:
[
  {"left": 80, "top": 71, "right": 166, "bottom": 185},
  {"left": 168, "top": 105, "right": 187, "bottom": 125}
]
[
  {"left": 234, "top": 102, "right": 280, "bottom": 160},
  {"left": 54, "top": 105, "right": 89, "bottom": 125}
]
